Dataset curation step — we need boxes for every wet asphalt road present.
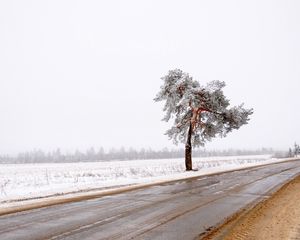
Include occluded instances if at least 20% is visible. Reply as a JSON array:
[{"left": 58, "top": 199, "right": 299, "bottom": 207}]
[{"left": 1, "top": 160, "right": 300, "bottom": 240}]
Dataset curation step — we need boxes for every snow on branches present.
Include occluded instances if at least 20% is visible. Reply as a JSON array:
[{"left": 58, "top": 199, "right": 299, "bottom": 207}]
[{"left": 154, "top": 69, "right": 253, "bottom": 148}]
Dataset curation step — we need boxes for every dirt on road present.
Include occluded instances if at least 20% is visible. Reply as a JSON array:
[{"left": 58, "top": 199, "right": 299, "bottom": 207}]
[{"left": 204, "top": 175, "right": 300, "bottom": 240}]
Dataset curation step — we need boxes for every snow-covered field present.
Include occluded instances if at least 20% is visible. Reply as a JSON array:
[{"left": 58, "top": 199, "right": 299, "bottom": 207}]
[{"left": 0, "top": 155, "right": 291, "bottom": 204}]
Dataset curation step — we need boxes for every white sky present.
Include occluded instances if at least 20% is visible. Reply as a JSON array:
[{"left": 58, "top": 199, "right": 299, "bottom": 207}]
[{"left": 0, "top": 0, "right": 299, "bottom": 154}]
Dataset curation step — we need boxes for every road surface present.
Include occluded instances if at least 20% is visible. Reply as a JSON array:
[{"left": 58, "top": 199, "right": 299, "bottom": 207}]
[{"left": 0, "top": 160, "right": 300, "bottom": 240}]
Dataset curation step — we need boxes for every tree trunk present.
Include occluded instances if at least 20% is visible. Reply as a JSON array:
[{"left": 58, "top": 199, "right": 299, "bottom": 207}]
[{"left": 185, "top": 123, "right": 193, "bottom": 171}]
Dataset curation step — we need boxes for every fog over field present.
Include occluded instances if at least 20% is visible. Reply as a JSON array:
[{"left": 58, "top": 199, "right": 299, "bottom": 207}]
[{"left": 0, "top": 0, "right": 299, "bottom": 155}]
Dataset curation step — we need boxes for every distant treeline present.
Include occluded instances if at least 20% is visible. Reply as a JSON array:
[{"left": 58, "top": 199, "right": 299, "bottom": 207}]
[{"left": 0, "top": 147, "right": 277, "bottom": 164}]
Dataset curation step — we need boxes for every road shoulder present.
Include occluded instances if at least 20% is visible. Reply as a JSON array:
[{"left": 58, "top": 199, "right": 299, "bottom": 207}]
[{"left": 203, "top": 174, "right": 300, "bottom": 240}]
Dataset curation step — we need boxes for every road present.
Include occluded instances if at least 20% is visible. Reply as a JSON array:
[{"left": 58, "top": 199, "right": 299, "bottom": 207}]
[{"left": 0, "top": 160, "right": 300, "bottom": 240}]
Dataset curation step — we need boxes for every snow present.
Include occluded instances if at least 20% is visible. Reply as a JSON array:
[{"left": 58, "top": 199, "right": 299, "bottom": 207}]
[{"left": 0, "top": 155, "right": 293, "bottom": 206}]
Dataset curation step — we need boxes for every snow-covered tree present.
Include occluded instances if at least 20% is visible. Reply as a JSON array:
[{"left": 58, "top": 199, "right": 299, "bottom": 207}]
[{"left": 154, "top": 69, "right": 253, "bottom": 171}]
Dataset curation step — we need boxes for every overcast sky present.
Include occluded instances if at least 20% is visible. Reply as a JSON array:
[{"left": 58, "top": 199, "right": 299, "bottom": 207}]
[{"left": 0, "top": 0, "right": 299, "bottom": 154}]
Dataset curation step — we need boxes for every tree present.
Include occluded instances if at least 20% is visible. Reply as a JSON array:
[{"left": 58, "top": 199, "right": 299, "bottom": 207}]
[
  {"left": 294, "top": 142, "right": 299, "bottom": 157},
  {"left": 289, "top": 147, "right": 293, "bottom": 158},
  {"left": 154, "top": 69, "right": 253, "bottom": 171},
  {"left": 86, "top": 147, "right": 96, "bottom": 161}
]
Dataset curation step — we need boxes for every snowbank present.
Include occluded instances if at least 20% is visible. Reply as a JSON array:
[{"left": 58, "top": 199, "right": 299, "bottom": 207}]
[{"left": 0, "top": 155, "right": 291, "bottom": 204}]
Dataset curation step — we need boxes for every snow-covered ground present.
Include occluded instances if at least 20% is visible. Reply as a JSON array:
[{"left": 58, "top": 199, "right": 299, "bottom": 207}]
[{"left": 0, "top": 155, "right": 292, "bottom": 204}]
